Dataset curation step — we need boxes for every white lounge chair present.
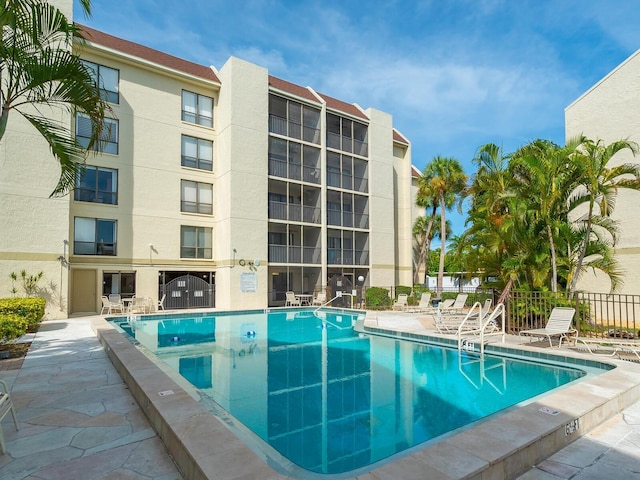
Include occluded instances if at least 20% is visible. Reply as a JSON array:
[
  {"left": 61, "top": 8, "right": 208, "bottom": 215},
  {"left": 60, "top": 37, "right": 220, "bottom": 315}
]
[
  {"left": 572, "top": 336, "right": 640, "bottom": 361},
  {"left": 409, "top": 292, "right": 432, "bottom": 312},
  {"left": 392, "top": 293, "right": 409, "bottom": 310},
  {"left": 438, "top": 293, "right": 469, "bottom": 315},
  {"left": 285, "top": 291, "right": 301, "bottom": 307},
  {"left": 519, "top": 307, "right": 577, "bottom": 348},
  {"left": 312, "top": 292, "right": 326, "bottom": 306}
]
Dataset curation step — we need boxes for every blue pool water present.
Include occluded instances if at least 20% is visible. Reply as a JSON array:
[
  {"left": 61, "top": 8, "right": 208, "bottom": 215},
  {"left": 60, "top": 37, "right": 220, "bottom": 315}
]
[{"left": 113, "top": 309, "right": 593, "bottom": 476}]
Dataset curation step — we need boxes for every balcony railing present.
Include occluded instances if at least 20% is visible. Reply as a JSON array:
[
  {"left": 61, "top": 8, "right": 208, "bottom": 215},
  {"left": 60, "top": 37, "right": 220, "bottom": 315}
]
[
  {"left": 268, "top": 158, "right": 301, "bottom": 181},
  {"left": 269, "top": 201, "right": 320, "bottom": 224},
  {"left": 327, "top": 249, "right": 369, "bottom": 265},
  {"left": 268, "top": 244, "right": 321, "bottom": 264}
]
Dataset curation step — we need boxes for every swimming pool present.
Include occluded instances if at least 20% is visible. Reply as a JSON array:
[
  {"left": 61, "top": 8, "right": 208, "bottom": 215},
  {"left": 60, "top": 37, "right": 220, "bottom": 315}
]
[{"left": 112, "top": 308, "right": 598, "bottom": 477}]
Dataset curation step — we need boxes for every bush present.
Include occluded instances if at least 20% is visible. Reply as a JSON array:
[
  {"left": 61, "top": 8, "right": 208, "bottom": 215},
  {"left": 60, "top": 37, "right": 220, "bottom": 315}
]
[
  {"left": 0, "top": 297, "right": 45, "bottom": 331},
  {"left": 0, "top": 314, "right": 28, "bottom": 344},
  {"left": 365, "top": 287, "right": 392, "bottom": 309},
  {"left": 395, "top": 285, "right": 412, "bottom": 297}
]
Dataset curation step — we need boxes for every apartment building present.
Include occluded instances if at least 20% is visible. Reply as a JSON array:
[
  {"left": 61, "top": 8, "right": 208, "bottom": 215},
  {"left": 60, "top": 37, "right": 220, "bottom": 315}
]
[
  {"left": 565, "top": 48, "right": 640, "bottom": 294},
  {"left": 0, "top": 12, "right": 414, "bottom": 318}
]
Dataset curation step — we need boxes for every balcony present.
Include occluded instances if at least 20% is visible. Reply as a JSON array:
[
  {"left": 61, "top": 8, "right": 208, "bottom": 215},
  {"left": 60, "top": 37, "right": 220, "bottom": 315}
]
[
  {"left": 269, "top": 201, "right": 320, "bottom": 224},
  {"left": 269, "top": 245, "right": 321, "bottom": 264}
]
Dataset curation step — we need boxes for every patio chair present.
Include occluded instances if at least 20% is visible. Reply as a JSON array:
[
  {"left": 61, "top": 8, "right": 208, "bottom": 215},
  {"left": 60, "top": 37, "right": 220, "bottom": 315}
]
[
  {"left": 0, "top": 379, "right": 19, "bottom": 454},
  {"left": 101, "top": 295, "right": 123, "bottom": 314},
  {"left": 131, "top": 296, "right": 149, "bottom": 314},
  {"left": 312, "top": 291, "right": 326, "bottom": 306},
  {"left": 519, "top": 307, "right": 576, "bottom": 348},
  {"left": 392, "top": 293, "right": 409, "bottom": 311},
  {"left": 157, "top": 294, "right": 166, "bottom": 311},
  {"left": 285, "top": 291, "right": 301, "bottom": 307}
]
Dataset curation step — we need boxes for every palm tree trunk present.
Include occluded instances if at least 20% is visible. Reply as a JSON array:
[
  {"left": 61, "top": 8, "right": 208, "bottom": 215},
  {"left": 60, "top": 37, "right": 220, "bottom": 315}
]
[
  {"left": 547, "top": 224, "right": 558, "bottom": 293},
  {"left": 0, "top": 109, "right": 9, "bottom": 141},
  {"left": 437, "top": 193, "right": 446, "bottom": 295},
  {"left": 415, "top": 208, "right": 436, "bottom": 284},
  {"left": 569, "top": 199, "right": 594, "bottom": 293}
]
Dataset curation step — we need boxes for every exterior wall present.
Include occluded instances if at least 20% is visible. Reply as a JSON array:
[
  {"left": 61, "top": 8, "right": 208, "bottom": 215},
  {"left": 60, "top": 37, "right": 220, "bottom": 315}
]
[
  {"left": 366, "top": 109, "right": 398, "bottom": 288},
  {"left": 0, "top": 13, "right": 414, "bottom": 315},
  {"left": 565, "top": 49, "right": 640, "bottom": 293},
  {"left": 215, "top": 57, "right": 269, "bottom": 310},
  {"left": 0, "top": 0, "right": 74, "bottom": 319},
  {"left": 67, "top": 44, "right": 220, "bottom": 314}
]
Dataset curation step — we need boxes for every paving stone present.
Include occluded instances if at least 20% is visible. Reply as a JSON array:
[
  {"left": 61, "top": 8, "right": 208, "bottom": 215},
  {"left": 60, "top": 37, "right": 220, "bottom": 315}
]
[
  {"left": 70, "top": 425, "right": 132, "bottom": 449},
  {"left": 7, "top": 426, "right": 81, "bottom": 458}
]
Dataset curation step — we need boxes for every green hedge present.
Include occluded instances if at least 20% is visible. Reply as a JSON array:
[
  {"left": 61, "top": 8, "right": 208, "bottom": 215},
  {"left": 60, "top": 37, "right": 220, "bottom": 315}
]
[
  {"left": 0, "top": 297, "right": 45, "bottom": 332},
  {"left": 0, "top": 314, "right": 29, "bottom": 344},
  {"left": 365, "top": 287, "right": 392, "bottom": 309}
]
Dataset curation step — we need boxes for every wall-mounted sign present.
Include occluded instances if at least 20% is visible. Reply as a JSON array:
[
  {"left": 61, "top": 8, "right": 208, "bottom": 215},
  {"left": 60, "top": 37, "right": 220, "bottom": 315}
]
[{"left": 240, "top": 272, "right": 257, "bottom": 293}]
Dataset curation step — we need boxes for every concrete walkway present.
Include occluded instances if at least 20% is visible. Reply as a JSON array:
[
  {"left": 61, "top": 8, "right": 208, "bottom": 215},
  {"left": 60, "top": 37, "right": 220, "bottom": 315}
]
[
  {"left": 0, "top": 317, "right": 182, "bottom": 480},
  {"left": 0, "top": 315, "right": 638, "bottom": 479}
]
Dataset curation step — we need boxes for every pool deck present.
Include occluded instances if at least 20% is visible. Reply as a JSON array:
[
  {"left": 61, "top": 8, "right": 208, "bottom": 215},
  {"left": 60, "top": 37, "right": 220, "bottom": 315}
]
[{"left": 0, "top": 312, "right": 638, "bottom": 480}]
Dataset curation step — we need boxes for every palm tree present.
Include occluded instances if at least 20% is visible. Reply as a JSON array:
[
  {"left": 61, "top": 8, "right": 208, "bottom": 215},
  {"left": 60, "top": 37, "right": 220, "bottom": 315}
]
[
  {"left": 1, "top": 0, "right": 108, "bottom": 196},
  {"left": 510, "top": 140, "right": 580, "bottom": 292},
  {"left": 567, "top": 138, "right": 640, "bottom": 292},
  {"left": 422, "top": 156, "right": 467, "bottom": 294},
  {"left": 413, "top": 213, "right": 450, "bottom": 284}
]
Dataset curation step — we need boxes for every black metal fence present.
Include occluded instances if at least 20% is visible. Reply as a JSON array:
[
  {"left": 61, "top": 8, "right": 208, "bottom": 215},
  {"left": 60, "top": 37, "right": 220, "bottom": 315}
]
[
  {"left": 503, "top": 290, "right": 640, "bottom": 338},
  {"left": 361, "top": 286, "right": 640, "bottom": 339}
]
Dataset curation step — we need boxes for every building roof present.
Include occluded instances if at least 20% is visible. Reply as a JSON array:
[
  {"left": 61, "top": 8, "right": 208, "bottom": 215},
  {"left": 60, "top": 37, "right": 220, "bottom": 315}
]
[
  {"left": 268, "top": 76, "right": 320, "bottom": 104},
  {"left": 317, "top": 92, "right": 369, "bottom": 120},
  {"left": 393, "top": 129, "right": 410, "bottom": 145},
  {"left": 76, "top": 24, "right": 221, "bottom": 84},
  {"left": 411, "top": 164, "right": 422, "bottom": 178}
]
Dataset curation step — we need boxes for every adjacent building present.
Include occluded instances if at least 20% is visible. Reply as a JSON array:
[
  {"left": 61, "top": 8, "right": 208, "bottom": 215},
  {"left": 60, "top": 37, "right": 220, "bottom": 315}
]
[
  {"left": 0, "top": 4, "right": 414, "bottom": 318},
  {"left": 565, "top": 49, "right": 640, "bottom": 294}
]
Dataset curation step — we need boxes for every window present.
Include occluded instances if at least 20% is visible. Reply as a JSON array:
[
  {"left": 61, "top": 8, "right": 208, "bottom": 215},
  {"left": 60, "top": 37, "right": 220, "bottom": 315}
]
[
  {"left": 181, "top": 135, "right": 213, "bottom": 171},
  {"left": 82, "top": 60, "right": 119, "bottom": 104},
  {"left": 103, "top": 272, "right": 135, "bottom": 297},
  {"left": 74, "top": 166, "right": 118, "bottom": 204},
  {"left": 182, "top": 90, "right": 213, "bottom": 127},
  {"left": 181, "top": 226, "right": 212, "bottom": 259},
  {"left": 74, "top": 217, "right": 117, "bottom": 255},
  {"left": 181, "top": 180, "right": 213, "bottom": 215},
  {"left": 76, "top": 113, "right": 119, "bottom": 154}
]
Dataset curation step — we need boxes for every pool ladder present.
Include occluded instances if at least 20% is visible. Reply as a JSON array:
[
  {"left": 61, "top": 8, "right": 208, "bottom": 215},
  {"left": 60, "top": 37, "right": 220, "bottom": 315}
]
[{"left": 457, "top": 303, "right": 506, "bottom": 358}]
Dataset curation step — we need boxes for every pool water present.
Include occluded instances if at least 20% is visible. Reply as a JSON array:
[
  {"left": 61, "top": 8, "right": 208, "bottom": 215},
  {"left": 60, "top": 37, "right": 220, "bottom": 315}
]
[{"left": 114, "top": 309, "right": 589, "bottom": 476}]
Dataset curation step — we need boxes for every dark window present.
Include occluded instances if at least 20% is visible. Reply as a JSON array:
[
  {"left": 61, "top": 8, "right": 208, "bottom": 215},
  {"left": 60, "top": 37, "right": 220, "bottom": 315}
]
[{"left": 74, "top": 166, "right": 118, "bottom": 204}]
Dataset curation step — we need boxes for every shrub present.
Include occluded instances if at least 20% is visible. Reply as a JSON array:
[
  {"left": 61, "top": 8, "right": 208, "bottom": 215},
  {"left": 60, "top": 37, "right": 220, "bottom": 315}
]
[
  {"left": 0, "top": 314, "right": 28, "bottom": 344},
  {"left": 395, "top": 285, "right": 412, "bottom": 298},
  {"left": 0, "top": 297, "right": 46, "bottom": 332},
  {"left": 365, "top": 287, "right": 392, "bottom": 309}
]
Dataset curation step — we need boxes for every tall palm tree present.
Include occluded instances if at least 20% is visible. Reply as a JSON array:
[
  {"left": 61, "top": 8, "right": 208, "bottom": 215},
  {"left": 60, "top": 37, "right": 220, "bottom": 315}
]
[
  {"left": 422, "top": 156, "right": 467, "bottom": 294},
  {"left": 1, "top": 0, "right": 108, "bottom": 196},
  {"left": 413, "top": 213, "right": 449, "bottom": 284},
  {"left": 567, "top": 138, "right": 640, "bottom": 292}
]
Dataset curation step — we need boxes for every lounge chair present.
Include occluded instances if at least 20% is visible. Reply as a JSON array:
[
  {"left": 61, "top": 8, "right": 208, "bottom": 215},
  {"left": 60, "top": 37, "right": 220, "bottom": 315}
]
[
  {"left": 285, "top": 291, "right": 301, "bottom": 307},
  {"left": 312, "top": 292, "right": 326, "bottom": 306},
  {"left": 519, "top": 307, "right": 577, "bottom": 348},
  {"left": 572, "top": 336, "right": 640, "bottom": 361},
  {"left": 439, "top": 293, "right": 469, "bottom": 315},
  {"left": 392, "top": 293, "right": 409, "bottom": 310},
  {"left": 408, "top": 292, "right": 432, "bottom": 312},
  {"left": 436, "top": 300, "right": 488, "bottom": 334}
]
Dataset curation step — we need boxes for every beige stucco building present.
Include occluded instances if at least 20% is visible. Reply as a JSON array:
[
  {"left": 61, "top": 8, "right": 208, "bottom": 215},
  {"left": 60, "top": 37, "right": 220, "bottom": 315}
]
[
  {"left": 0, "top": 3, "right": 414, "bottom": 318},
  {"left": 565, "top": 48, "right": 640, "bottom": 294}
]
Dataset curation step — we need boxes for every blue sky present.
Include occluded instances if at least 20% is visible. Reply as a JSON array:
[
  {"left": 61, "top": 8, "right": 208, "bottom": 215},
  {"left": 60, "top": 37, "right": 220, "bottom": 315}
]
[{"left": 74, "top": 0, "right": 640, "bottom": 234}]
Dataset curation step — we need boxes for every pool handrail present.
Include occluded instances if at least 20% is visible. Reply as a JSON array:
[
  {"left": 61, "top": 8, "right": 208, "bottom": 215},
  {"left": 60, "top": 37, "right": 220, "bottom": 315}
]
[{"left": 458, "top": 303, "right": 506, "bottom": 357}]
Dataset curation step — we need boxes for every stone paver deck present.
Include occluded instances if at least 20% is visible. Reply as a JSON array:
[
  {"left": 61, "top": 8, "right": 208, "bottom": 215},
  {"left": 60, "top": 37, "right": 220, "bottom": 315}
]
[{"left": 0, "top": 312, "right": 638, "bottom": 479}]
